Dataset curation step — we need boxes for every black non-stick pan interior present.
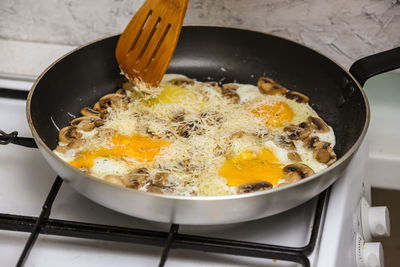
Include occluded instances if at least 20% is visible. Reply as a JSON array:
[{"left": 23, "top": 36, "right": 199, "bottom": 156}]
[{"left": 29, "top": 26, "right": 367, "bottom": 158}]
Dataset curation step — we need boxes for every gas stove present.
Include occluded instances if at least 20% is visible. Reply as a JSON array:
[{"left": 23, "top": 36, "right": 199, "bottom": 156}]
[{"left": 0, "top": 70, "right": 397, "bottom": 267}]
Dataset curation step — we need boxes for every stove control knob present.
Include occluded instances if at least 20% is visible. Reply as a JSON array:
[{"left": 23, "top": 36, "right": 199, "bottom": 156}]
[
  {"left": 355, "top": 233, "right": 384, "bottom": 267},
  {"left": 362, "top": 242, "right": 384, "bottom": 267},
  {"left": 361, "top": 198, "right": 390, "bottom": 240}
]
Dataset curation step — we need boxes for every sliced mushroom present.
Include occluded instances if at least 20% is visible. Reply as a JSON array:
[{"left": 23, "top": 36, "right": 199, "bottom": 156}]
[
  {"left": 58, "top": 126, "right": 82, "bottom": 144},
  {"left": 284, "top": 121, "right": 312, "bottom": 140},
  {"left": 303, "top": 136, "right": 330, "bottom": 150},
  {"left": 152, "top": 172, "right": 170, "bottom": 187},
  {"left": 104, "top": 175, "right": 125, "bottom": 186},
  {"left": 93, "top": 93, "right": 129, "bottom": 113},
  {"left": 222, "top": 83, "right": 239, "bottom": 91},
  {"left": 257, "top": 77, "right": 288, "bottom": 95},
  {"left": 115, "top": 88, "right": 127, "bottom": 95},
  {"left": 123, "top": 168, "right": 149, "bottom": 189},
  {"left": 313, "top": 143, "right": 337, "bottom": 166},
  {"left": 304, "top": 136, "right": 321, "bottom": 149},
  {"left": 220, "top": 84, "right": 240, "bottom": 103},
  {"left": 70, "top": 116, "right": 104, "bottom": 131},
  {"left": 288, "top": 152, "right": 302, "bottom": 162},
  {"left": 277, "top": 136, "right": 296, "bottom": 150},
  {"left": 308, "top": 116, "right": 329, "bottom": 133},
  {"left": 285, "top": 91, "right": 309, "bottom": 103},
  {"left": 67, "top": 138, "right": 86, "bottom": 148},
  {"left": 177, "top": 120, "right": 203, "bottom": 138},
  {"left": 204, "top": 81, "right": 220, "bottom": 88},
  {"left": 80, "top": 107, "right": 103, "bottom": 118},
  {"left": 283, "top": 163, "right": 315, "bottom": 183},
  {"left": 238, "top": 181, "right": 273, "bottom": 194},
  {"left": 168, "top": 77, "right": 195, "bottom": 86},
  {"left": 55, "top": 145, "right": 68, "bottom": 154}
]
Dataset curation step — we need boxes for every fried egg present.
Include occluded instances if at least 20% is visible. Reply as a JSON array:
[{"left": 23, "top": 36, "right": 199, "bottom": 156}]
[{"left": 54, "top": 74, "right": 337, "bottom": 196}]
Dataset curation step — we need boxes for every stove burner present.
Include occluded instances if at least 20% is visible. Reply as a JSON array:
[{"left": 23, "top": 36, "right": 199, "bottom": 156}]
[
  {"left": 0, "top": 129, "right": 18, "bottom": 145},
  {"left": 0, "top": 174, "right": 328, "bottom": 267}
]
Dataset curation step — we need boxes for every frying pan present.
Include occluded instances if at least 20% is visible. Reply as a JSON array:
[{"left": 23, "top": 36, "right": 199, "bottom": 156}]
[{"left": 18, "top": 26, "right": 400, "bottom": 224}]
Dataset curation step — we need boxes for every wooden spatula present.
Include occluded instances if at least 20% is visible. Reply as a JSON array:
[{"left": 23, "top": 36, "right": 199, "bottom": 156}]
[{"left": 116, "top": 0, "right": 189, "bottom": 87}]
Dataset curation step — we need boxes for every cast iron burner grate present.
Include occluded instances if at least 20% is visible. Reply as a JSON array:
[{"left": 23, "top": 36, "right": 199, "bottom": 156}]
[{"left": 0, "top": 87, "right": 329, "bottom": 267}]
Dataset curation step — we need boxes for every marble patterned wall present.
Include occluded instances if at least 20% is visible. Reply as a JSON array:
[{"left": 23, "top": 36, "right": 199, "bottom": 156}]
[{"left": 1, "top": 0, "right": 399, "bottom": 68}]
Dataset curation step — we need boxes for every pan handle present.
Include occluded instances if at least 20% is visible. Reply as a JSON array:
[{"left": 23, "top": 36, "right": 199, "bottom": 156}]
[
  {"left": 349, "top": 47, "right": 400, "bottom": 86},
  {"left": 0, "top": 130, "right": 37, "bottom": 148}
]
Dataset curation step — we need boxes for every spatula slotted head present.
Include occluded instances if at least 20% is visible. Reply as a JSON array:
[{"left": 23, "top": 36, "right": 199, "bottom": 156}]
[{"left": 116, "top": 0, "right": 189, "bottom": 87}]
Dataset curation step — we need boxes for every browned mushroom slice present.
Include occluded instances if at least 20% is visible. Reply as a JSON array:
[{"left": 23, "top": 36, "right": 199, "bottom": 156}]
[
  {"left": 94, "top": 93, "right": 129, "bottom": 113},
  {"left": 285, "top": 91, "right": 309, "bottom": 103},
  {"left": 238, "top": 181, "right": 273, "bottom": 194},
  {"left": 104, "top": 175, "right": 125, "bottom": 186},
  {"left": 288, "top": 152, "right": 302, "bottom": 162},
  {"left": 123, "top": 168, "right": 149, "bottom": 189},
  {"left": 55, "top": 145, "right": 68, "bottom": 154},
  {"left": 307, "top": 116, "right": 329, "bottom": 133},
  {"left": 304, "top": 136, "right": 321, "bottom": 149},
  {"left": 304, "top": 135, "right": 332, "bottom": 150},
  {"left": 284, "top": 121, "right": 312, "bottom": 140},
  {"left": 220, "top": 84, "right": 240, "bottom": 103},
  {"left": 177, "top": 120, "right": 203, "bottom": 138},
  {"left": 168, "top": 77, "right": 195, "bottom": 86},
  {"left": 58, "top": 126, "right": 82, "bottom": 144},
  {"left": 152, "top": 172, "right": 170, "bottom": 187},
  {"left": 222, "top": 83, "right": 239, "bottom": 91},
  {"left": 283, "top": 163, "right": 315, "bottom": 183},
  {"left": 277, "top": 136, "right": 296, "bottom": 150},
  {"left": 67, "top": 138, "right": 86, "bottom": 148},
  {"left": 257, "top": 77, "right": 288, "bottom": 95},
  {"left": 313, "top": 143, "right": 337, "bottom": 166},
  {"left": 80, "top": 107, "right": 103, "bottom": 118},
  {"left": 70, "top": 116, "right": 104, "bottom": 131},
  {"left": 115, "top": 88, "right": 127, "bottom": 95},
  {"left": 204, "top": 81, "right": 220, "bottom": 88}
]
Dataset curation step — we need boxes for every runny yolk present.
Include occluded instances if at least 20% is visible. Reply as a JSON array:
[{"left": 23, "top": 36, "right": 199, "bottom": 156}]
[
  {"left": 147, "top": 84, "right": 203, "bottom": 108},
  {"left": 252, "top": 101, "right": 293, "bottom": 127},
  {"left": 219, "top": 149, "right": 284, "bottom": 186},
  {"left": 69, "top": 134, "right": 170, "bottom": 168}
]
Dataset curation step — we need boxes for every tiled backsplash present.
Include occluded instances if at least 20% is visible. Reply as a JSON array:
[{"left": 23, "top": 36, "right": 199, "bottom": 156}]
[{"left": 0, "top": 0, "right": 399, "bottom": 69}]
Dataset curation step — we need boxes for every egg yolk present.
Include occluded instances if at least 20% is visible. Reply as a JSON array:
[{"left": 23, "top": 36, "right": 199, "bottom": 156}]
[
  {"left": 219, "top": 149, "right": 284, "bottom": 186},
  {"left": 69, "top": 134, "right": 170, "bottom": 168},
  {"left": 147, "top": 84, "right": 203, "bottom": 108},
  {"left": 252, "top": 101, "right": 293, "bottom": 127}
]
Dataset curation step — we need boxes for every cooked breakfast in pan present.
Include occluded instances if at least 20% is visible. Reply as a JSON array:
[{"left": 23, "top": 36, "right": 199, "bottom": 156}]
[{"left": 54, "top": 74, "right": 336, "bottom": 196}]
